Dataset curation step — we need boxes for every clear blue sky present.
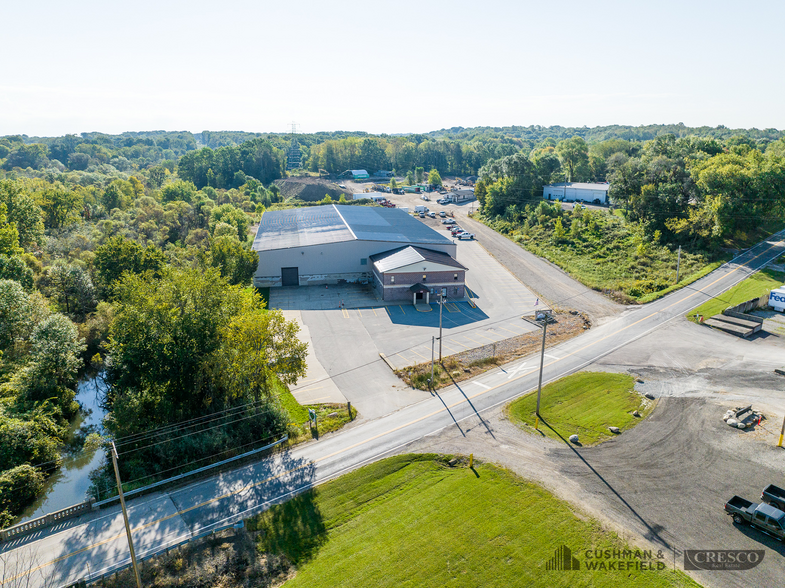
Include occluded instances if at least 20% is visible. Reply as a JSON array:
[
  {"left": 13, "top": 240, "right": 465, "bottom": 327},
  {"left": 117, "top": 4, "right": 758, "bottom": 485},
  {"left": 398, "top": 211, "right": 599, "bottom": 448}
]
[{"left": 2, "top": 0, "right": 783, "bottom": 136}]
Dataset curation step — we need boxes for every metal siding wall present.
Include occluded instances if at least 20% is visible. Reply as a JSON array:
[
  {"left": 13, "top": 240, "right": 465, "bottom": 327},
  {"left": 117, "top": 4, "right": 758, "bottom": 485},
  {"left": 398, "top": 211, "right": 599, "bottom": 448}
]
[{"left": 254, "top": 240, "right": 457, "bottom": 287}]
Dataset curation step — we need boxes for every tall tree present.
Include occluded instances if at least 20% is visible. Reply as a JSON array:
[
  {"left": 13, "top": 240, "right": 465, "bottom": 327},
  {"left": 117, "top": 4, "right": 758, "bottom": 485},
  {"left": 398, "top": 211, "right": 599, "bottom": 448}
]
[
  {"left": 39, "top": 185, "right": 82, "bottom": 229},
  {"left": 556, "top": 136, "right": 589, "bottom": 182}
]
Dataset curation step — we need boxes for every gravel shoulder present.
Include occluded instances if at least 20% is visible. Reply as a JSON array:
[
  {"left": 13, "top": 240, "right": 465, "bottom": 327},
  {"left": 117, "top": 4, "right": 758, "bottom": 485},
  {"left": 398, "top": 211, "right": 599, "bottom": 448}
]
[{"left": 456, "top": 212, "right": 625, "bottom": 325}]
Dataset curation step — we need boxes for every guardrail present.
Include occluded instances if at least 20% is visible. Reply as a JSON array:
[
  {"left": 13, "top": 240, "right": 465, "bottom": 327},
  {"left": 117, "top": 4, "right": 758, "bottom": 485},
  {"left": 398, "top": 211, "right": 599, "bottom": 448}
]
[
  {"left": 0, "top": 499, "right": 95, "bottom": 542},
  {"left": 1, "top": 434, "right": 288, "bottom": 543},
  {"left": 95, "top": 434, "right": 287, "bottom": 507}
]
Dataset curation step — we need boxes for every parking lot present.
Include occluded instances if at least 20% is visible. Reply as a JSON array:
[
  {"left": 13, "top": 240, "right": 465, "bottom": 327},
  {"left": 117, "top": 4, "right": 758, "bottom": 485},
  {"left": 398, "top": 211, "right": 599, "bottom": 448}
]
[{"left": 270, "top": 237, "right": 546, "bottom": 418}]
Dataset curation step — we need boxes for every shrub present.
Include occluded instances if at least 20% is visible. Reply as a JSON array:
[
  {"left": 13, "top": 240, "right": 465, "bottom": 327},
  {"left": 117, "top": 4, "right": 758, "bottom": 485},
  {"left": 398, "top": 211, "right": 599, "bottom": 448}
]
[{"left": 0, "top": 465, "right": 45, "bottom": 527}]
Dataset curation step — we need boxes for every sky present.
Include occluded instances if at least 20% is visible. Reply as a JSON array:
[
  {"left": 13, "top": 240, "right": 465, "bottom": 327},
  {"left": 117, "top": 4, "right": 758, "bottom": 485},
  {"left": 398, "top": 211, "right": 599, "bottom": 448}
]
[{"left": 2, "top": 0, "right": 784, "bottom": 137}]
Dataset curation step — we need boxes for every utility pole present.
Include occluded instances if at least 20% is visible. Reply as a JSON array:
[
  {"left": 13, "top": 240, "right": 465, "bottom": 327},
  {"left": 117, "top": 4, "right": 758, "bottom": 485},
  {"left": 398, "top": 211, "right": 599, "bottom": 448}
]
[
  {"left": 438, "top": 290, "right": 444, "bottom": 361},
  {"left": 676, "top": 245, "right": 682, "bottom": 283},
  {"left": 111, "top": 442, "right": 142, "bottom": 588},
  {"left": 534, "top": 313, "right": 549, "bottom": 427}
]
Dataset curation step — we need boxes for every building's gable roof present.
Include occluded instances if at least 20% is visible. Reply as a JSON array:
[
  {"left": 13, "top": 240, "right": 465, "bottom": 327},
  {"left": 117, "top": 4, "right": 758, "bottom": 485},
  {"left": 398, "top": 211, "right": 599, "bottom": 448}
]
[
  {"left": 253, "top": 205, "right": 453, "bottom": 251},
  {"left": 370, "top": 245, "right": 467, "bottom": 273}
]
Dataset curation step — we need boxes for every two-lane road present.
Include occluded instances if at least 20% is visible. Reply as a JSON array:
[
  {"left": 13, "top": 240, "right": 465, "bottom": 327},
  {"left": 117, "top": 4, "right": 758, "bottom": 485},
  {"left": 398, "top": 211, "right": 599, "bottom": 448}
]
[{"left": 2, "top": 230, "right": 783, "bottom": 588}]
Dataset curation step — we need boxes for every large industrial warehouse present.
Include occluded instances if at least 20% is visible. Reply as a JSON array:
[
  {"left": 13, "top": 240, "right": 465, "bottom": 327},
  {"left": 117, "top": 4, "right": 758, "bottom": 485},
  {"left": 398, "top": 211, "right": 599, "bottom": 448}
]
[{"left": 252, "top": 205, "right": 466, "bottom": 300}]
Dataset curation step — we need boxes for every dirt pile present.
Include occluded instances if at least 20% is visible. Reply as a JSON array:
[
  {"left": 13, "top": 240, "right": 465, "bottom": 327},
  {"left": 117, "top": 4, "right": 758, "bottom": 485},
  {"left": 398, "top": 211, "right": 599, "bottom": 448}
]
[{"left": 274, "top": 177, "right": 352, "bottom": 202}]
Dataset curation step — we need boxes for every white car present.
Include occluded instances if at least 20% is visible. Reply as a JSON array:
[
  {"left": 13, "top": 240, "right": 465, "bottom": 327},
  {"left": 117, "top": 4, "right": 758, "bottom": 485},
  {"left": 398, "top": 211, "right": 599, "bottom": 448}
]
[
  {"left": 457, "top": 232, "right": 475, "bottom": 240},
  {"left": 427, "top": 211, "right": 436, "bottom": 218},
  {"left": 421, "top": 195, "right": 430, "bottom": 201}
]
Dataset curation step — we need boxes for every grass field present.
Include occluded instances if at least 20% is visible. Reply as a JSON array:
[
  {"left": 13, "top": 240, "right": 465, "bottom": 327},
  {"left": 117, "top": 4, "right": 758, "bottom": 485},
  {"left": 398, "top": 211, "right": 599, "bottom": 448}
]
[
  {"left": 481, "top": 207, "right": 726, "bottom": 303},
  {"left": 248, "top": 454, "right": 698, "bottom": 588},
  {"left": 687, "top": 268, "right": 785, "bottom": 322},
  {"left": 507, "top": 372, "right": 653, "bottom": 445}
]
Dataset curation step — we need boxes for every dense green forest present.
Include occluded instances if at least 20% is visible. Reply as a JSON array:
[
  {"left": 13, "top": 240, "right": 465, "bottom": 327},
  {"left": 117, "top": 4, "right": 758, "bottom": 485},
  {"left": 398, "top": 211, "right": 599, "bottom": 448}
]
[
  {"left": 0, "top": 146, "right": 305, "bottom": 523},
  {"left": 1, "top": 122, "right": 784, "bottom": 523}
]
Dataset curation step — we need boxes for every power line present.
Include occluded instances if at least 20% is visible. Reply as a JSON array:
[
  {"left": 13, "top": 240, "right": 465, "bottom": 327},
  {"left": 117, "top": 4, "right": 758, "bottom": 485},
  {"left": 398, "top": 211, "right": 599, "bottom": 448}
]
[
  {"left": 114, "top": 396, "right": 279, "bottom": 448},
  {"left": 116, "top": 406, "right": 280, "bottom": 457},
  {"left": 120, "top": 432, "right": 280, "bottom": 487}
]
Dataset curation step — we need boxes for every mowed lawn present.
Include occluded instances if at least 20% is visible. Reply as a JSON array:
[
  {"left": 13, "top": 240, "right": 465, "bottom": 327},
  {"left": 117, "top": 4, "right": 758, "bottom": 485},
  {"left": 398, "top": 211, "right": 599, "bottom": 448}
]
[
  {"left": 688, "top": 268, "right": 785, "bottom": 321},
  {"left": 250, "top": 455, "right": 698, "bottom": 588},
  {"left": 508, "top": 372, "right": 652, "bottom": 445}
]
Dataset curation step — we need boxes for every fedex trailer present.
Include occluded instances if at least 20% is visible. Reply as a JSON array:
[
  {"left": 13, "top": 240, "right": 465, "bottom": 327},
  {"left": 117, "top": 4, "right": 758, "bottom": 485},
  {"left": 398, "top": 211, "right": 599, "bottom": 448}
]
[{"left": 770, "top": 288, "right": 785, "bottom": 312}]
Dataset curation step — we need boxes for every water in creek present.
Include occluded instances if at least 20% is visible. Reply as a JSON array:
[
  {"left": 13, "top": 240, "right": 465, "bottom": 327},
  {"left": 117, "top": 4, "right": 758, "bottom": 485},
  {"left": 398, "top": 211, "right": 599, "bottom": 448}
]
[{"left": 17, "top": 376, "right": 107, "bottom": 522}]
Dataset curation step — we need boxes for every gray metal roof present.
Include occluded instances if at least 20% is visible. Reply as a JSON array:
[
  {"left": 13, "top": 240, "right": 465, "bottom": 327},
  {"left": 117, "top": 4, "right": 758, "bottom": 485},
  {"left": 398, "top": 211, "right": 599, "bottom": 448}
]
[
  {"left": 253, "top": 205, "right": 453, "bottom": 251},
  {"left": 370, "top": 246, "right": 467, "bottom": 273}
]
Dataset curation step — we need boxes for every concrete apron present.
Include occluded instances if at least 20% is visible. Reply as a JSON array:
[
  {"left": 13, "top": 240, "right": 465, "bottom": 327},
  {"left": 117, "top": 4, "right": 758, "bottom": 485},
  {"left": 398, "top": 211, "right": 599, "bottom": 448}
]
[
  {"left": 270, "top": 284, "right": 382, "bottom": 310},
  {"left": 281, "top": 310, "right": 348, "bottom": 406}
]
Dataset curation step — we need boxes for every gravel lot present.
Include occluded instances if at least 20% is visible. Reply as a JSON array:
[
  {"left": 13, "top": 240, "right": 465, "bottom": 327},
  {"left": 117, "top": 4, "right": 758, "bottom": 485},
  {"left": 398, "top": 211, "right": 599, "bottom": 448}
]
[{"left": 405, "top": 320, "right": 785, "bottom": 588}]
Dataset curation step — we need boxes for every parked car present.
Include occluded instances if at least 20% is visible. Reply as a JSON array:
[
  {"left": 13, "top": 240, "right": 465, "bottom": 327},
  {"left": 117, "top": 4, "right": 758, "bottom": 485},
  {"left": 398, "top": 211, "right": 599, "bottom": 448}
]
[
  {"left": 442, "top": 218, "right": 456, "bottom": 225},
  {"left": 450, "top": 228, "right": 464, "bottom": 236},
  {"left": 418, "top": 212, "right": 425, "bottom": 218},
  {"left": 338, "top": 184, "right": 346, "bottom": 189},
  {"left": 439, "top": 211, "right": 446, "bottom": 217},
  {"left": 427, "top": 211, "right": 436, "bottom": 218},
  {"left": 725, "top": 495, "right": 785, "bottom": 540},
  {"left": 457, "top": 232, "right": 475, "bottom": 240},
  {"left": 421, "top": 195, "right": 430, "bottom": 201}
]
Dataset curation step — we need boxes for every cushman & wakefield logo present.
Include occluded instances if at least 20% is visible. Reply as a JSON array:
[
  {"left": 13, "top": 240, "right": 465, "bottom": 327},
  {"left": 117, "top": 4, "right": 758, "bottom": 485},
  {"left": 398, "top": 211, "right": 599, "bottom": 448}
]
[
  {"left": 546, "top": 545, "right": 666, "bottom": 572},
  {"left": 684, "top": 550, "right": 765, "bottom": 571}
]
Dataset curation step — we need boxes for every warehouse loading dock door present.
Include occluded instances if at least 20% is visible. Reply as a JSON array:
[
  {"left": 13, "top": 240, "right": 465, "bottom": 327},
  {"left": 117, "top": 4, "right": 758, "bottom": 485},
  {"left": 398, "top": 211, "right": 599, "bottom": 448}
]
[{"left": 281, "top": 267, "right": 299, "bottom": 287}]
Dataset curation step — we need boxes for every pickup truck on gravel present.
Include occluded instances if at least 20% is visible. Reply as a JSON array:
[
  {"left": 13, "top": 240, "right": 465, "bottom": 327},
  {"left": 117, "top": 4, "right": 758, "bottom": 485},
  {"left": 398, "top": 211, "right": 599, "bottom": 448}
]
[
  {"left": 762, "top": 484, "right": 785, "bottom": 511},
  {"left": 725, "top": 496, "right": 785, "bottom": 540}
]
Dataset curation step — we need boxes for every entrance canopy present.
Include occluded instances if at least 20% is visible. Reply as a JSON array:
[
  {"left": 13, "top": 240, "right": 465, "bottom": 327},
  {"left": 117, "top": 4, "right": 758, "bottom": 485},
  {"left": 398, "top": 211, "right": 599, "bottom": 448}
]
[{"left": 409, "top": 283, "right": 429, "bottom": 293}]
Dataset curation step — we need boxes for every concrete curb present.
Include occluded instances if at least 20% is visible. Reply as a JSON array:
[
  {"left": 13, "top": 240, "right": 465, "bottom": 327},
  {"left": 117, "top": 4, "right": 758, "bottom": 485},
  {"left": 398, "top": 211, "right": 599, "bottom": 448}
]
[{"left": 379, "top": 352, "right": 397, "bottom": 372}]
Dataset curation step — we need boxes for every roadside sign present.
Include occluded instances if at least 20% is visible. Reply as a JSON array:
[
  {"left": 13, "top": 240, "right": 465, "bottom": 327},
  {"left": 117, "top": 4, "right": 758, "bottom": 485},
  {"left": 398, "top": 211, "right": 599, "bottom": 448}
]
[{"left": 308, "top": 409, "right": 317, "bottom": 422}]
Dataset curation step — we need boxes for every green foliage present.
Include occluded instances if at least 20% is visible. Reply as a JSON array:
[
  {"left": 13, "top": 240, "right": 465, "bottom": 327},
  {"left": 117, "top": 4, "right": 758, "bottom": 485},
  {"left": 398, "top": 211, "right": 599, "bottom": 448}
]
[
  {"left": 427, "top": 168, "right": 442, "bottom": 186},
  {"left": 209, "top": 203, "right": 250, "bottom": 242},
  {"left": 0, "top": 279, "right": 50, "bottom": 354},
  {"left": 0, "top": 409, "right": 64, "bottom": 472},
  {"left": 101, "top": 179, "right": 134, "bottom": 212},
  {"left": 0, "top": 254, "right": 34, "bottom": 290},
  {"left": 22, "top": 313, "right": 85, "bottom": 407},
  {"left": 555, "top": 136, "right": 590, "bottom": 181},
  {"left": 160, "top": 179, "right": 197, "bottom": 204},
  {"left": 0, "top": 179, "right": 45, "bottom": 249},
  {"left": 38, "top": 260, "right": 97, "bottom": 318},
  {"left": 208, "top": 235, "right": 258, "bottom": 286},
  {"left": 38, "top": 184, "right": 82, "bottom": 229},
  {"left": 0, "top": 465, "right": 45, "bottom": 527},
  {"left": 481, "top": 204, "right": 721, "bottom": 301},
  {"left": 177, "top": 139, "right": 285, "bottom": 190},
  {"left": 0, "top": 202, "right": 23, "bottom": 256},
  {"left": 93, "top": 235, "right": 166, "bottom": 292}
]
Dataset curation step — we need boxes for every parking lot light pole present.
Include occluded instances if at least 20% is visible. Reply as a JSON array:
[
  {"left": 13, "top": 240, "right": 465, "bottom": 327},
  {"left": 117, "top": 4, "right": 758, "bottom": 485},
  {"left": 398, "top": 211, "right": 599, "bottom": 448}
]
[
  {"left": 438, "top": 290, "right": 445, "bottom": 361},
  {"left": 430, "top": 336, "right": 435, "bottom": 389}
]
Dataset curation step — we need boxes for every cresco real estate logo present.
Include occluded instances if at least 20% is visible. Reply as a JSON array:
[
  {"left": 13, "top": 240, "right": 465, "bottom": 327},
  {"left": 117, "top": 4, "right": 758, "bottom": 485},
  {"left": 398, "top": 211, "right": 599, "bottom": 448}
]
[{"left": 683, "top": 550, "right": 765, "bottom": 571}]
